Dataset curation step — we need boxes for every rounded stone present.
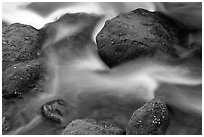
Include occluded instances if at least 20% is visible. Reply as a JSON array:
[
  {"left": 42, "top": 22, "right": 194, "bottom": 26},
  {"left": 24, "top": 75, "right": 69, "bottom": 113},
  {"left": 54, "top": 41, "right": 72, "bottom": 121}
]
[
  {"left": 96, "top": 8, "right": 188, "bottom": 67},
  {"left": 2, "top": 23, "right": 41, "bottom": 71},
  {"left": 126, "top": 98, "right": 169, "bottom": 135}
]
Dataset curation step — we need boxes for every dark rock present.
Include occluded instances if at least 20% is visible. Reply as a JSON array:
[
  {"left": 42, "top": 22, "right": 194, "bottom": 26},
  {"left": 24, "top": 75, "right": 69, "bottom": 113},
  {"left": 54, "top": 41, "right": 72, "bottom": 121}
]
[
  {"left": 2, "top": 60, "right": 43, "bottom": 98},
  {"left": 96, "top": 8, "right": 188, "bottom": 67},
  {"left": 41, "top": 100, "right": 66, "bottom": 124},
  {"left": 2, "top": 23, "right": 41, "bottom": 71},
  {"left": 126, "top": 98, "right": 169, "bottom": 135},
  {"left": 63, "top": 119, "right": 125, "bottom": 135}
]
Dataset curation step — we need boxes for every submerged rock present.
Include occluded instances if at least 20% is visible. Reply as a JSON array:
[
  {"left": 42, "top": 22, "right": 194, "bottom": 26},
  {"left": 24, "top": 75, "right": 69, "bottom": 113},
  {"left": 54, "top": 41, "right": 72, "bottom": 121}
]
[
  {"left": 63, "top": 119, "right": 125, "bottom": 135},
  {"left": 96, "top": 8, "right": 188, "bottom": 67},
  {"left": 126, "top": 98, "right": 169, "bottom": 135},
  {"left": 42, "top": 100, "right": 66, "bottom": 124}
]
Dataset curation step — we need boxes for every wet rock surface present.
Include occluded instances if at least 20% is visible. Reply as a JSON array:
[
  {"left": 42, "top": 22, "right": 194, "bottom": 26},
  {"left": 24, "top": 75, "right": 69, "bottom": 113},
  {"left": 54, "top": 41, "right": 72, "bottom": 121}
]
[
  {"left": 2, "top": 60, "right": 43, "bottom": 98},
  {"left": 2, "top": 23, "right": 45, "bottom": 99},
  {"left": 63, "top": 119, "right": 125, "bottom": 135},
  {"left": 2, "top": 23, "right": 42, "bottom": 71},
  {"left": 126, "top": 98, "right": 169, "bottom": 135},
  {"left": 42, "top": 100, "right": 66, "bottom": 124},
  {"left": 96, "top": 8, "right": 188, "bottom": 67}
]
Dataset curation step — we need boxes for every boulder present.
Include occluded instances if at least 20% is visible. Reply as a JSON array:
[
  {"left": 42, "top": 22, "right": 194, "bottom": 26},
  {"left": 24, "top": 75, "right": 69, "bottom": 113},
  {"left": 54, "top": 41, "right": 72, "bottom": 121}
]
[
  {"left": 2, "top": 23, "right": 41, "bottom": 71},
  {"left": 96, "top": 8, "right": 188, "bottom": 67}
]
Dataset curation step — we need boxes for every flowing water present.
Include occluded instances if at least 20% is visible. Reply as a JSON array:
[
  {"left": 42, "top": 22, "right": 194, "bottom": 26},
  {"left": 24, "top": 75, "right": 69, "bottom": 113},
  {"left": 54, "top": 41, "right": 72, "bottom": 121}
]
[{"left": 2, "top": 2, "right": 202, "bottom": 135}]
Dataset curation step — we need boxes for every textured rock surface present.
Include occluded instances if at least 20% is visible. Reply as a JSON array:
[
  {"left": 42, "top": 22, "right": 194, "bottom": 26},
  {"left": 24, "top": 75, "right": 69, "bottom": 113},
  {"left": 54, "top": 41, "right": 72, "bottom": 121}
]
[
  {"left": 2, "top": 60, "right": 43, "bottom": 98},
  {"left": 2, "top": 23, "right": 41, "bottom": 71},
  {"left": 126, "top": 98, "right": 169, "bottom": 135},
  {"left": 2, "top": 23, "right": 45, "bottom": 134},
  {"left": 63, "top": 119, "right": 125, "bottom": 135},
  {"left": 96, "top": 8, "right": 188, "bottom": 67},
  {"left": 42, "top": 100, "right": 66, "bottom": 124}
]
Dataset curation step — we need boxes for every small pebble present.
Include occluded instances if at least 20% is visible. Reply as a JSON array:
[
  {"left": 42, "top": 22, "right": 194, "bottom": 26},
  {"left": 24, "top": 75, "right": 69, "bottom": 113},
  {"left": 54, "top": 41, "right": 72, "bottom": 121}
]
[{"left": 42, "top": 99, "right": 66, "bottom": 124}]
